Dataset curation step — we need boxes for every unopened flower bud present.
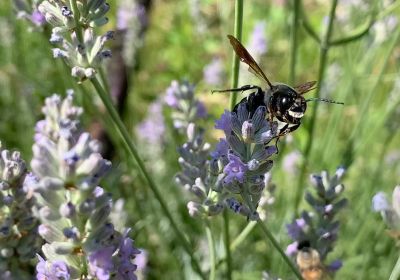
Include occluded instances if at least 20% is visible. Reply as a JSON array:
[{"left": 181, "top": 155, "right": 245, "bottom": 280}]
[{"left": 242, "top": 121, "right": 254, "bottom": 142}]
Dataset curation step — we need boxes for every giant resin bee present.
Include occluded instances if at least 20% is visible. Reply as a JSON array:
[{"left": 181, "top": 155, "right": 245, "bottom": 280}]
[{"left": 214, "top": 35, "right": 343, "bottom": 136}]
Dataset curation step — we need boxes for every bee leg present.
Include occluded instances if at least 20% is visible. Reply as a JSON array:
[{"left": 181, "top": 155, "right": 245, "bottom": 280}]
[
  {"left": 285, "top": 123, "right": 300, "bottom": 135},
  {"left": 211, "top": 85, "right": 260, "bottom": 94},
  {"left": 274, "top": 137, "right": 280, "bottom": 154}
]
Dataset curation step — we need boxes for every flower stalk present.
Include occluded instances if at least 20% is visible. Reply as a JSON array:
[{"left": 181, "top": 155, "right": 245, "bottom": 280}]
[
  {"left": 30, "top": 93, "right": 140, "bottom": 279},
  {"left": 90, "top": 77, "right": 206, "bottom": 279},
  {"left": 229, "top": 0, "right": 243, "bottom": 110},
  {"left": 205, "top": 221, "right": 216, "bottom": 280},
  {"left": 294, "top": 0, "right": 339, "bottom": 215}
]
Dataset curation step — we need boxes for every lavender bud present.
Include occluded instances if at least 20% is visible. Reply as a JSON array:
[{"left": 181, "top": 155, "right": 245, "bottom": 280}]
[
  {"left": 247, "top": 159, "right": 260, "bottom": 171},
  {"left": 71, "top": 66, "right": 86, "bottom": 78},
  {"left": 1, "top": 247, "right": 14, "bottom": 258},
  {"left": 38, "top": 224, "right": 63, "bottom": 242},
  {"left": 187, "top": 201, "right": 205, "bottom": 218},
  {"left": 242, "top": 121, "right": 255, "bottom": 142},
  {"left": 208, "top": 203, "right": 224, "bottom": 216},
  {"left": 3, "top": 195, "right": 13, "bottom": 206},
  {"left": 90, "top": 205, "right": 112, "bottom": 227},
  {"left": 63, "top": 227, "right": 80, "bottom": 240},
  {"left": 286, "top": 168, "right": 347, "bottom": 274},
  {"left": 79, "top": 198, "right": 96, "bottom": 214},
  {"left": 59, "top": 202, "right": 76, "bottom": 218},
  {"left": 53, "top": 242, "right": 75, "bottom": 254},
  {"left": 209, "top": 158, "right": 220, "bottom": 175}
]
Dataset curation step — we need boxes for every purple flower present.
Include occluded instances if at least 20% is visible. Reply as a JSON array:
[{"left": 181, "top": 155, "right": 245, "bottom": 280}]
[
  {"left": 215, "top": 110, "right": 232, "bottom": 135},
  {"left": 372, "top": 192, "right": 390, "bottom": 212},
  {"left": 196, "top": 101, "right": 207, "bottom": 118},
  {"left": 31, "top": 10, "right": 46, "bottom": 26},
  {"left": 36, "top": 256, "right": 47, "bottom": 280},
  {"left": 327, "top": 260, "right": 343, "bottom": 272},
  {"left": 286, "top": 218, "right": 306, "bottom": 240},
  {"left": 164, "top": 81, "right": 180, "bottom": 108},
  {"left": 133, "top": 249, "right": 147, "bottom": 271},
  {"left": 392, "top": 186, "right": 400, "bottom": 215},
  {"left": 136, "top": 100, "right": 165, "bottom": 145},
  {"left": 119, "top": 236, "right": 141, "bottom": 259},
  {"left": 282, "top": 150, "right": 301, "bottom": 174},
  {"left": 115, "top": 236, "right": 140, "bottom": 280},
  {"left": 36, "top": 255, "right": 70, "bottom": 280},
  {"left": 211, "top": 139, "right": 229, "bottom": 159},
  {"left": 248, "top": 21, "right": 268, "bottom": 56},
  {"left": 88, "top": 247, "right": 115, "bottom": 280},
  {"left": 223, "top": 154, "right": 247, "bottom": 184},
  {"left": 117, "top": 2, "right": 147, "bottom": 31},
  {"left": 51, "top": 261, "right": 71, "bottom": 279},
  {"left": 203, "top": 58, "right": 224, "bottom": 86},
  {"left": 285, "top": 241, "right": 298, "bottom": 256}
]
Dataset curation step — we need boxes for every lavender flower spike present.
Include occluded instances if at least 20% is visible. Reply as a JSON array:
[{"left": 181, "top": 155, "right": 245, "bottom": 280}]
[
  {"left": 38, "top": 0, "right": 114, "bottom": 80},
  {"left": 372, "top": 186, "right": 400, "bottom": 238},
  {"left": 286, "top": 167, "right": 347, "bottom": 278},
  {"left": 213, "top": 103, "right": 278, "bottom": 220},
  {"left": 164, "top": 80, "right": 207, "bottom": 130},
  {"left": 0, "top": 143, "right": 42, "bottom": 279},
  {"left": 175, "top": 123, "right": 225, "bottom": 218},
  {"left": 31, "top": 92, "right": 140, "bottom": 279}
]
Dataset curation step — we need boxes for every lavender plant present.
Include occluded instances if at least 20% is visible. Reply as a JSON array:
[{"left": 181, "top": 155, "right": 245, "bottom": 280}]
[
  {"left": 213, "top": 106, "right": 278, "bottom": 220},
  {"left": 176, "top": 123, "right": 225, "bottom": 218},
  {"left": 286, "top": 168, "right": 347, "bottom": 276},
  {"left": 163, "top": 80, "right": 222, "bottom": 218},
  {"left": 136, "top": 99, "right": 165, "bottom": 147},
  {"left": 203, "top": 58, "right": 225, "bottom": 87},
  {"left": 14, "top": 0, "right": 47, "bottom": 28},
  {"left": 38, "top": 0, "right": 113, "bottom": 81},
  {"left": 0, "top": 143, "right": 42, "bottom": 279},
  {"left": 372, "top": 186, "right": 400, "bottom": 241},
  {"left": 35, "top": 0, "right": 206, "bottom": 276},
  {"left": 29, "top": 93, "right": 140, "bottom": 279},
  {"left": 116, "top": 0, "right": 148, "bottom": 68},
  {"left": 164, "top": 80, "right": 207, "bottom": 130},
  {"left": 174, "top": 85, "right": 278, "bottom": 220}
]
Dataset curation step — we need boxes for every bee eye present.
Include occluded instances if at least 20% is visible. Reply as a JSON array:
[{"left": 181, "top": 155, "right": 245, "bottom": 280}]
[{"left": 279, "top": 96, "right": 293, "bottom": 111}]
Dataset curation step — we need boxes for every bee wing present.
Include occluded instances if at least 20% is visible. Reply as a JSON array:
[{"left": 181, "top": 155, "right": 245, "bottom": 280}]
[
  {"left": 227, "top": 35, "right": 273, "bottom": 88},
  {"left": 294, "top": 81, "right": 317, "bottom": 95}
]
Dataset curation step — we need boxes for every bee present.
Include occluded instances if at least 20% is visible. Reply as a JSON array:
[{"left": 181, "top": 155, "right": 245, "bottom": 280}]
[
  {"left": 296, "top": 241, "right": 328, "bottom": 280},
  {"left": 213, "top": 35, "right": 343, "bottom": 137}
]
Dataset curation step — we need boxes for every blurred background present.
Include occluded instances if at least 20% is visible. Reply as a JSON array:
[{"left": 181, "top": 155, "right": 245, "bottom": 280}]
[{"left": 2, "top": 0, "right": 400, "bottom": 279}]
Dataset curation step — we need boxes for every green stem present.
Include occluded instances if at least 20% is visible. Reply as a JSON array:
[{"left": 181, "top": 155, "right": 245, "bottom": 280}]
[
  {"left": 99, "top": 66, "right": 110, "bottom": 94},
  {"left": 279, "top": 0, "right": 301, "bottom": 156},
  {"left": 293, "top": 0, "right": 338, "bottom": 215},
  {"left": 257, "top": 220, "right": 303, "bottom": 280},
  {"left": 89, "top": 77, "right": 205, "bottom": 280},
  {"left": 214, "top": 221, "right": 256, "bottom": 270},
  {"left": 230, "top": 221, "right": 257, "bottom": 251},
  {"left": 223, "top": 210, "right": 232, "bottom": 280},
  {"left": 205, "top": 221, "right": 216, "bottom": 280},
  {"left": 229, "top": 0, "right": 244, "bottom": 110},
  {"left": 70, "top": 0, "right": 84, "bottom": 43},
  {"left": 240, "top": 190, "right": 302, "bottom": 279},
  {"left": 329, "top": 16, "right": 374, "bottom": 46},
  {"left": 289, "top": 0, "right": 300, "bottom": 85},
  {"left": 389, "top": 254, "right": 400, "bottom": 280},
  {"left": 224, "top": 1, "right": 243, "bottom": 277},
  {"left": 300, "top": 5, "right": 321, "bottom": 44},
  {"left": 350, "top": 28, "right": 400, "bottom": 145}
]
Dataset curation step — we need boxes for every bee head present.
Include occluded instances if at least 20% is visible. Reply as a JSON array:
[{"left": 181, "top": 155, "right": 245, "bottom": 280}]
[{"left": 267, "top": 84, "right": 307, "bottom": 123}]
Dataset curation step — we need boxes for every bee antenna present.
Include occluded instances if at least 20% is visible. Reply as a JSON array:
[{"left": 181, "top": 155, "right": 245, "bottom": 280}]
[{"left": 306, "top": 98, "right": 344, "bottom": 105}]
